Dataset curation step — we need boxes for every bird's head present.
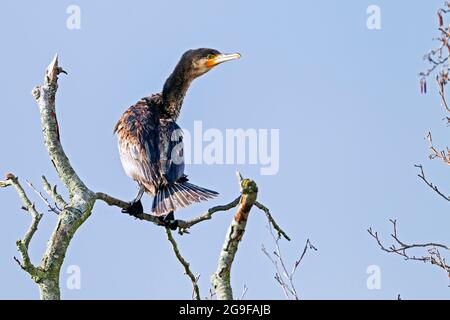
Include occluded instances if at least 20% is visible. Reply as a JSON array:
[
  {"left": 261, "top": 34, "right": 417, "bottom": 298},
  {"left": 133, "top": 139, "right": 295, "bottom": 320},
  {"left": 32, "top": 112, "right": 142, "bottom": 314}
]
[
  {"left": 162, "top": 48, "right": 241, "bottom": 111},
  {"left": 178, "top": 48, "right": 241, "bottom": 79}
]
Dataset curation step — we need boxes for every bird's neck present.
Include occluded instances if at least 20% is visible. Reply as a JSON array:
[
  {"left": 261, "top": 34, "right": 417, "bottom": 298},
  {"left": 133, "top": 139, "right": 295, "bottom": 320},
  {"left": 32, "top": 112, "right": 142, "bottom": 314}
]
[{"left": 161, "top": 64, "right": 193, "bottom": 120}]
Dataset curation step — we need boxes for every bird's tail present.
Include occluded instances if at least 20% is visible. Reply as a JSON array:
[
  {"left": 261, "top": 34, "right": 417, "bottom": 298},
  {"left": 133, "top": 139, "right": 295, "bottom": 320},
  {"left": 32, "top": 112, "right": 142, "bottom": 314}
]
[{"left": 152, "top": 182, "right": 218, "bottom": 216}]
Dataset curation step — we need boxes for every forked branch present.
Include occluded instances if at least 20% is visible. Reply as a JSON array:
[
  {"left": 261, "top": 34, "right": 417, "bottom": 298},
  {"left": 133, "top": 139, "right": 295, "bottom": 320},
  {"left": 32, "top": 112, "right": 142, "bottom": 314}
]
[
  {"left": 0, "top": 174, "right": 45, "bottom": 281},
  {"left": 368, "top": 219, "right": 449, "bottom": 279},
  {"left": 262, "top": 223, "right": 316, "bottom": 300}
]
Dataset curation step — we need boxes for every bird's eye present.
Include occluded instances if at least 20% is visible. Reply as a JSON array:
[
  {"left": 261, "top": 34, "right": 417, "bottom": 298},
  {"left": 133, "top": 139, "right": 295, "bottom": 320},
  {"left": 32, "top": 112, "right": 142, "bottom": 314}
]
[{"left": 206, "top": 54, "right": 215, "bottom": 60}]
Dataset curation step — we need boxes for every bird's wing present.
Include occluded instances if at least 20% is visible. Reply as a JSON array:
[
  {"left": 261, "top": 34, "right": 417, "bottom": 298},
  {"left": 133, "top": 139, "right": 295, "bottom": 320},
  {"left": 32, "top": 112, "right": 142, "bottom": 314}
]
[
  {"left": 115, "top": 97, "right": 161, "bottom": 192},
  {"left": 158, "top": 119, "right": 185, "bottom": 183}
]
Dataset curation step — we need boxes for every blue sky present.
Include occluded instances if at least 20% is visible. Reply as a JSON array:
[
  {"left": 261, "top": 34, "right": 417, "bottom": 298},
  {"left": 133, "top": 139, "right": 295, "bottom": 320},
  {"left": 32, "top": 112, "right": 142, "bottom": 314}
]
[{"left": 0, "top": 0, "right": 449, "bottom": 299}]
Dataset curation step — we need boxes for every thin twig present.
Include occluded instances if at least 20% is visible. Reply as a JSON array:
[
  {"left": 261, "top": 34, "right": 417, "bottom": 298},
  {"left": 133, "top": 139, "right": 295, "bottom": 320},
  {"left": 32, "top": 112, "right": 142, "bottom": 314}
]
[
  {"left": 165, "top": 227, "right": 201, "bottom": 300},
  {"left": 368, "top": 220, "right": 449, "bottom": 277},
  {"left": 254, "top": 201, "right": 290, "bottom": 241},
  {"left": 425, "top": 132, "right": 450, "bottom": 165},
  {"left": 261, "top": 243, "right": 291, "bottom": 299},
  {"left": 0, "top": 174, "right": 45, "bottom": 278},
  {"left": 420, "top": 3, "right": 450, "bottom": 117},
  {"left": 268, "top": 223, "right": 298, "bottom": 298},
  {"left": 26, "top": 179, "right": 61, "bottom": 214},
  {"left": 293, "top": 239, "right": 318, "bottom": 275},
  {"left": 415, "top": 164, "right": 450, "bottom": 202},
  {"left": 262, "top": 223, "right": 317, "bottom": 300},
  {"left": 239, "top": 285, "right": 248, "bottom": 300},
  {"left": 177, "top": 197, "right": 241, "bottom": 232},
  {"left": 206, "top": 289, "right": 217, "bottom": 300}
]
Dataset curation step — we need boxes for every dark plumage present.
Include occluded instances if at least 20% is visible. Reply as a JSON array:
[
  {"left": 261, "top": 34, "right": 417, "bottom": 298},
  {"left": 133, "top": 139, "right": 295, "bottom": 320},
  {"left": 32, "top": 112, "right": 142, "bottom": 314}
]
[{"left": 115, "top": 48, "right": 240, "bottom": 219}]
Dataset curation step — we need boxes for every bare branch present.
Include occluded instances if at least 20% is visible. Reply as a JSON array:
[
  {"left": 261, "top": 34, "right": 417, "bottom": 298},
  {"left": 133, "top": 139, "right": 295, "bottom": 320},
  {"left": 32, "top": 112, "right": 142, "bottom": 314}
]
[
  {"left": 238, "top": 285, "right": 248, "bottom": 300},
  {"left": 420, "top": 5, "right": 450, "bottom": 115},
  {"left": 293, "top": 239, "right": 318, "bottom": 275},
  {"left": 368, "top": 220, "right": 450, "bottom": 278},
  {"left": 211, "top": 176, "right": 258, "bottom": 300},
  {"left": 96, "top": 191, "right": 242, "bottom": 232},
  {"left": 206, "top": 289, "right": 217, "bottom": 300},
  {"left": 254, "top": 201, "right": 290, "bottom": 241},
  {"left": 177, "top": 197, "right": 241, "bottom": 232},
  {"left": 26, "top": 54, "right": 98, "bottom": 299},
  {"left": 268, "top": 224, "right": 298, "bottom": 298},
  {"left": 41, "top": 175, "right": 67, "bottom": 209},
  {"left": 409, "top": 3, "right": 450, "bottom": 287},
  {"left": 425, "top": 132, "right": 450, "bottom": 165},
  {"left": 262, "top": 223, "right": 317, "bottom": 300},
  {"left": 436, "top": 74, "right": 450, "bottom": 113},
  {"left": 26, "top": 179, "right": 61, "bottom": 214},
  {"left": 261, "top": 244, "right": 290, "bottom": 299},
  {"left": 97, "top": 172, "right": 288, "bottom": 238},
  {"left": 32, "top": 54, "right": 91, "bottom": 199},
  {"left": 98, "top": 173, "right": 287, "bottom": 300},
  {"left": 95, "top": 192, "right": 163, "bottom": 225},
  {"left": 164, "top": 227, "right": 201, "bottom": 300},
  {"left": 415, "top": 164, "right": 450, "bottom": 202},
  {"left": 0, "top": 174, "right": 45, "bottom": 281}
]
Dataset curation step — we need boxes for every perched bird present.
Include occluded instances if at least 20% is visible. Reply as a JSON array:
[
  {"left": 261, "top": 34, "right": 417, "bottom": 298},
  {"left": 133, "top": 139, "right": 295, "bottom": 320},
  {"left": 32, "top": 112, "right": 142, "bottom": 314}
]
[{"left": 114, "top": 48, "right": 240, "bottom": 228}]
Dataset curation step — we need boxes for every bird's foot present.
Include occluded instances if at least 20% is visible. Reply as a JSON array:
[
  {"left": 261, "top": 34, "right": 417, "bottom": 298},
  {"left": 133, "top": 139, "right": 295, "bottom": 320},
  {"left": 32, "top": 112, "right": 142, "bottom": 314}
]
[
  {"left": 122, "top": 199, "right": 144, "bottom": 217},
  {"left": 158, "top": 211, "right": 179, "bottom": 231}
]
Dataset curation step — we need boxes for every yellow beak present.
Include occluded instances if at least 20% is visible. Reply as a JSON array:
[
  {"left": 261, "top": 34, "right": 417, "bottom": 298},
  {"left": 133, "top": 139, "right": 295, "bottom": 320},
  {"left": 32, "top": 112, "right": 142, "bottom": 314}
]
[{"left": 206, "top": 53, "right": 241, "bottom": 68}]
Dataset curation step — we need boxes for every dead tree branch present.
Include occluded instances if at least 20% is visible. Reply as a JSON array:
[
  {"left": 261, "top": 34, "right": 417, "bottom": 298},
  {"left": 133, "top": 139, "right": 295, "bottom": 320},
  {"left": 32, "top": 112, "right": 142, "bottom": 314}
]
[
  {"left": 238, "top": 285, "right": 248, "bottom": 300},
  {"left": 254, "top": 201, "right": 290, "bottom": 241},
  {"left": 25, "top": 179, "right": 61, "bottom": 214},
  {"left": 262, "top": 223, "right": 317, "bottom": 300},
  {"left": 211, "top": 173, "right": 258, "bottom": 300},
  {"left": 425, "top": 132, "right": 450, "bottom": 166},
  {"left": 392, "top": 3, "right": 450, "bottom": 287},
  {"left": 177, "top": 197, "right": 241, "bottom": 233},
  {"left": 164, "top": 227, "right": 201, "bottom": 300},
  {"left": 98, "top": 172, "right": 289, "bottom": 300},
  {"left": 41, "top": 175, "right": 67, "bottom": 210},
  {"left": 415, "top": 164, "right": 450, "bottom": 202},
  {"left": 0, "top": 174, "right": 45, "bottom": 281},
  {"left": 95, "top": 192, "right": 163, "bottom": 225},
  {"left": 368, "top": 220, "right": 450, "bottom": 279},
  {"left": 420, "top": 2, "right": 450, "bottom": 117},
  {"left": 95, "top": 192, "right": 242, "bottom": 232},
  {"left": 1, "top": 54, "right": 97, "bottom": 299},
  {"left": 97, "top": 190, "right": 289, "bottom": 237},
  {"left": 27, "top": 54, "right": 98, "bottom": 299}
]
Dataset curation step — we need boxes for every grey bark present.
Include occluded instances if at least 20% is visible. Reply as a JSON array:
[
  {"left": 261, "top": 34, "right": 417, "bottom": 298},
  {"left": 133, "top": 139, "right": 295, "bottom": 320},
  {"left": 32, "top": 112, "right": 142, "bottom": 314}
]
[
  {"left": 0, "top": 55, "right": 97, "bottom": 300},
  {"left": 31, "top": 55, "right": 96, "bottom": 300}
]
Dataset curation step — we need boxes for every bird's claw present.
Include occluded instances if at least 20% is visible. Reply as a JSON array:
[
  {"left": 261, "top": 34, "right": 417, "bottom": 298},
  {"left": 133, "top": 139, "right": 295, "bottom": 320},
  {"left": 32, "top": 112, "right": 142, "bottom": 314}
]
[
  {"left": 166, "top": 220, "right": 179, "bottom": 231},
  {"left": 122, "top": 199, "right": 144, "bottom": 217},
  {"left": 158, "top": 211, "right": 179, "bottom": 230}
]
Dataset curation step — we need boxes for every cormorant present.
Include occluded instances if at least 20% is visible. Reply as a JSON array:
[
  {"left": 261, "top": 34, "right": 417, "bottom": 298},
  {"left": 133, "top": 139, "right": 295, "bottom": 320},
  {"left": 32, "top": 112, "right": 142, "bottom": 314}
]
[{"left": 114, "top": 48, "right": 240, "bottom": 229}]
